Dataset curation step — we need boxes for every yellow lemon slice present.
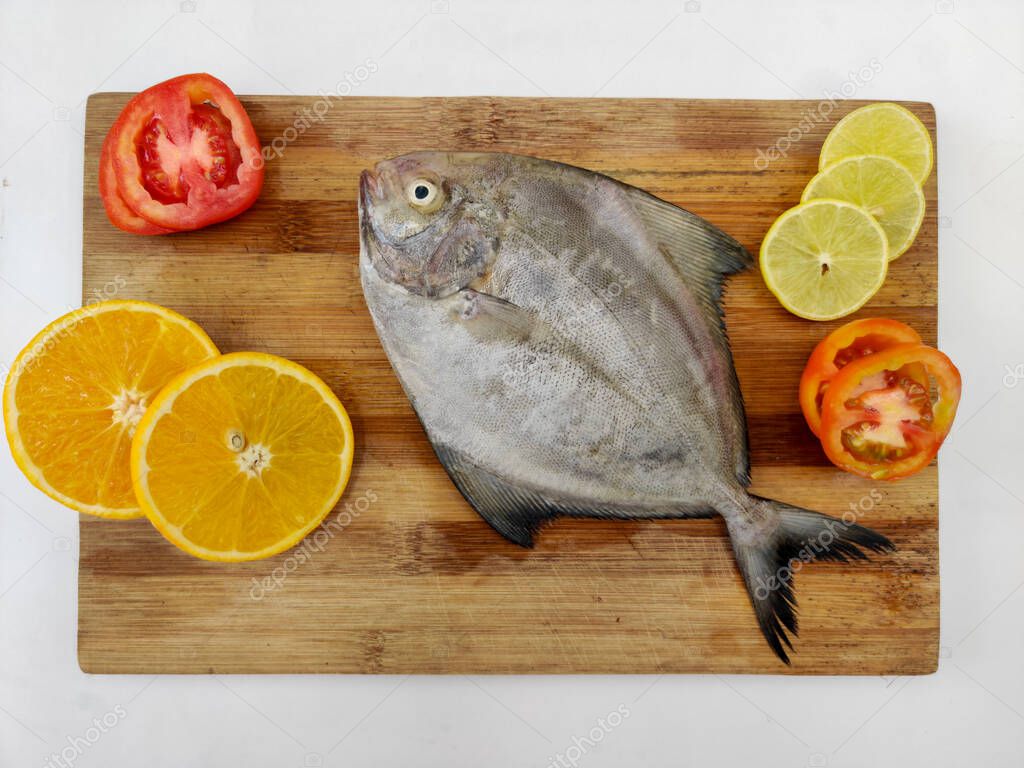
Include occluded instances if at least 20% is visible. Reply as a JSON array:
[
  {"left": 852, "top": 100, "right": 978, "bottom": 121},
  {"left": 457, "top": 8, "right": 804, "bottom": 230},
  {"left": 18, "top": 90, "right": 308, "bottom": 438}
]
[
  {"left": 131, "top": 352, "right": 354, "bottom": 561},
  {"left": 759, "top": 199, "right": 889, "bottom": 321},
  {"left": 802, "top": 155, "right": 926, "bottom": 260},
  {"left": 819, "top": 103, "right": 934, "bottom": 184},
  {"left": 3, "top": 300, "right": 219, "bottom": 518}
]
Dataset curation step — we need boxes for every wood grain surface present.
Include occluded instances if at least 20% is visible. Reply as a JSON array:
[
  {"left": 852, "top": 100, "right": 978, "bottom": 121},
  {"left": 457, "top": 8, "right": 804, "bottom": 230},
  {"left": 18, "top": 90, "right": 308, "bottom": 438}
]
[{"left": 79, "top": 95, "right": 938, "bottom": 674}]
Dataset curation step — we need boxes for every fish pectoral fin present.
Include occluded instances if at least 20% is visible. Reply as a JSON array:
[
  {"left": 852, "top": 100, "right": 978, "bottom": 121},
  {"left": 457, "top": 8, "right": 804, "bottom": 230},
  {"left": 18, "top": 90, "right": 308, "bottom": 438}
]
[
  {"left": 434, "top": 444, "right": 556, "bottom": 547},
  {"left": 452, "top": 289, "right": 536, "bottom": 342}
]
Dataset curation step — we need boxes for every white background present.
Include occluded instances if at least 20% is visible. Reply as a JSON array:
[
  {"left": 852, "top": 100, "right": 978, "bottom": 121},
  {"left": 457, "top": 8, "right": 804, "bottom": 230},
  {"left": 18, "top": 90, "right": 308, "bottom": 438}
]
[{"left": 2, "top": 0, "right": 1022, "bottom": 765}]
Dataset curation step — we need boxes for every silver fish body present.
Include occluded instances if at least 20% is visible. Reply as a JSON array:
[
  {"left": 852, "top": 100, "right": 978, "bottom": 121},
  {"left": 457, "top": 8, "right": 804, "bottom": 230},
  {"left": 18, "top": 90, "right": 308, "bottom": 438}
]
[{"left": 359, "top": 151, "right": 893, "bottom": 663}]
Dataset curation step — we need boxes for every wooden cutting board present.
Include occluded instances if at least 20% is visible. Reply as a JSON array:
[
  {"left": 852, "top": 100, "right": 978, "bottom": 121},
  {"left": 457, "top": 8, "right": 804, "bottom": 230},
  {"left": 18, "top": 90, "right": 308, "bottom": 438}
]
[{"left": 79, "top": 95, "right": 938, "bottom": 674}]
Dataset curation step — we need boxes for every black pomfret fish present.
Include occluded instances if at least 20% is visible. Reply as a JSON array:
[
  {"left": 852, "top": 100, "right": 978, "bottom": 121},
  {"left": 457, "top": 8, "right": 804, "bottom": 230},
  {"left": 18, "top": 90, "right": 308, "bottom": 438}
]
[{"left": 359, "top": 151, "right": 893, "bottom": 663}]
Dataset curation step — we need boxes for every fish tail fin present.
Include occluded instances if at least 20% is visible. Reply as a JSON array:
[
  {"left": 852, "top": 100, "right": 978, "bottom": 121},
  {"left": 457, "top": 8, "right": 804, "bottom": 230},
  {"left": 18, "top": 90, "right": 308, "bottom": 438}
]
[{"left": 725, "top": 496, "right": 895, "bottom": 664}]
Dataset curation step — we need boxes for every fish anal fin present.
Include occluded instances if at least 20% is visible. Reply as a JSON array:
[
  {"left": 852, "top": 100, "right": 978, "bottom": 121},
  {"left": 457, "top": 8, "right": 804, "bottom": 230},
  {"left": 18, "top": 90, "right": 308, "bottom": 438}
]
[
  {"left": 434, "top": 444, "right": 555, "bottom": 547},
  {"left": 433, "top": 444, "right": 718, "bottom": 548}
]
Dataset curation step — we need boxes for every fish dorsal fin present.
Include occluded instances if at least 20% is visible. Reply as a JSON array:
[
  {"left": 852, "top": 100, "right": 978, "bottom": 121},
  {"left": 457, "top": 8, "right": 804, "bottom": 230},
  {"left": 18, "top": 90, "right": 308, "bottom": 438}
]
[
  {"left": 625, "top": 188, "right": 754, "bottom": 485},
  {"left": 625, "top": 189, "right": 753, "bottom": 289},
  {"left": 433, "top": 444, "right": 717, "bottom": 548}
]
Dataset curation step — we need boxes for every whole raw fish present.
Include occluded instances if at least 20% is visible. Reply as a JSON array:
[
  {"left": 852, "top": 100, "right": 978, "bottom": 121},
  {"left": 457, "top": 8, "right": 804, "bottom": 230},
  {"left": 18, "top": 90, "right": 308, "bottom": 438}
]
[{"left": 359, "top": 151, "right": 893, "bottom": 663}]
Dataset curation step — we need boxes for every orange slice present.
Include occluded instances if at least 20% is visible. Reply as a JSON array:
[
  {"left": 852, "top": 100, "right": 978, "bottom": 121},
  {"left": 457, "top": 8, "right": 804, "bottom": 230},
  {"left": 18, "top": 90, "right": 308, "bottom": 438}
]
[
  {"left": 3, "top": 300, "right": 219, "bottom": 518},
  {"left": 131, "top": 352, "right": 355, "bottom": 561}
]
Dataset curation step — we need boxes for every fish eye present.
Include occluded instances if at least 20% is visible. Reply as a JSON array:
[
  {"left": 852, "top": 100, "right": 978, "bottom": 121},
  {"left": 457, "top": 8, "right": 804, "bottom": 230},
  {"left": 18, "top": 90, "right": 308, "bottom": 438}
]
[{"left": 406, "top": 179, "right": 439, "bottom": 208}]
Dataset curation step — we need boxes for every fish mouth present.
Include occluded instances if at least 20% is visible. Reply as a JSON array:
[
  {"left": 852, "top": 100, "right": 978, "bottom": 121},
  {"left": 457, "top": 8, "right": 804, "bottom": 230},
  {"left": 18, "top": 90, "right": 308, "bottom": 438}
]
[
  {"left": 359, "top": 168, "right": 417, "bottom": 291},
  {"left": 358, "top": 171, "right": 374, "bottom": 249},
  {"left": 359, "top": 169, "right": 381, "bottom": 220},
  {"left": 359, "top": 169, "right": 382, "bottom": 199},
  {"left": 358, "top": 168, "right": 387, "bottom": 258},
  {"left": 359, "top": 167, "right": 406, "bottom": 248}
]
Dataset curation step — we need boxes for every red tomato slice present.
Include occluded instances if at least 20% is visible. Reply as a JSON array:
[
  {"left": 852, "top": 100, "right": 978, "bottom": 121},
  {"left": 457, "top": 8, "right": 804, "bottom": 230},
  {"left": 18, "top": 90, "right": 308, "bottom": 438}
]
[
  {"left": 799, "top": 318, "right": 922, "bottom": 437},
  {"left": 819, "top": 344, "right": 961, "bottom": 480},
  {"left": 107, "top": 73, "right": 263, "bottom": 232},
  {"left": 99, "top": 133, "right": 174, "bottom": 235}
]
